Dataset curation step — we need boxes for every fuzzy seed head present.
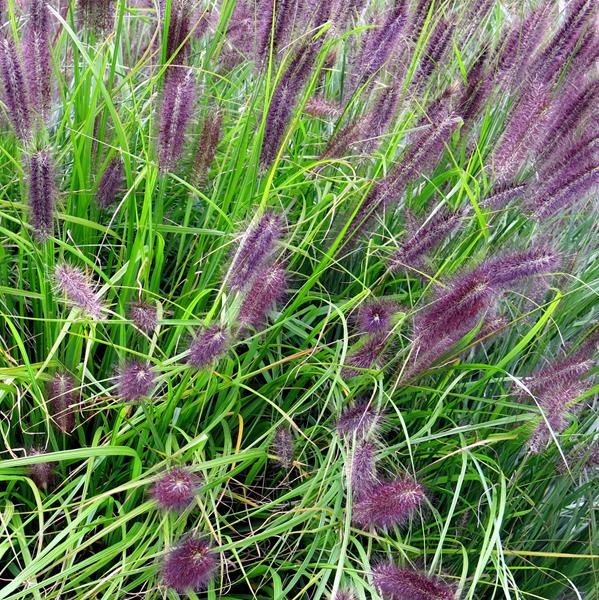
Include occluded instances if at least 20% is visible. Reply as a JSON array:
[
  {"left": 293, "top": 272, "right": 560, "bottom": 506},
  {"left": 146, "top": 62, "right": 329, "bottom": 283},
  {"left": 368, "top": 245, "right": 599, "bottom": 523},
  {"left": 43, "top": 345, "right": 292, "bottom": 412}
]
[
  {"left": 54, "top": 263, "right": 103, "bottom": 319},
  {"left": 23, "top": 0, "right": 51, "bottom": 118},
  {"left": 96, "top": 157, "right": 124, "bottom": 208},
  {"left": 355, "top": 300, "right": 397, "bottom": 336},
  {"left": 0, "top": 36, "right": 32, "bottom": 139},
  {"left": 372, "top": 563, "right": 455, "bottom": 600},
  {"left": 48, "top": 372, "right": 77, "bottom": 433},
  {"left": 28, "top": 149, "right": 55, "bottom": 241},
  {"left": 342, "top": 335, "right": 389, "bottom": 379},
  {"left": 151, "top": 468, "right": 200, "bottom": 510},
  {"left": 27, "top": 448, "right": 54, "bottom": 490},
  {"left": 350, "top": 440, "right": 378, "bottom": 501},
  {"left": 238, "top": 262, "right": 288, "bottom": 328},
  {"left": 336, "top": 400, "right": 380, "bottom": 438},
  {"left": 116, "top": 360, "right": 155, "bottom": 401},
  {"left": 188, "top": 325, "right": 228, "bottom": 368},
  {"left": 129, "top": 301, "right": 158, "bottom": 334},
  {"left": 162, "top": 536, "right": 217, "bottom": 593},
  {"left": 352, "top": 477, "right": 425, "bottom": 530},
  {"left": 78, "top": 0, "right": 116, "bottom": 32}
]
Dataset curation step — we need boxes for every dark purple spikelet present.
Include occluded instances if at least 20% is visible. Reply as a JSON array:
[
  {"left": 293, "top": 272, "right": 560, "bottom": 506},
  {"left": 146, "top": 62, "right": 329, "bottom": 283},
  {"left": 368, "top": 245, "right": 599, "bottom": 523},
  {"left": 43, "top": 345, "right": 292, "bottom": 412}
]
[
  {"left": 159, "top": 0, "right": 192, "bottom": 64},
  {"left": 129, "top": 300, "right": 158, "bottom": 334},
  {"left": 352, "top": 477, "right": 425, "bottom": 530},
  {"left": 355, "top": 300, "right": 397, "bottom": 336},
  {"left": 480, "top": 183, "right": 526, "bottom": 211},
  {"left": 192, "top": 111, "right": 222, "bottom": 184},
  {"left": 389, "top": 207, "right": 464, "bottom": 272},
  {"left": 116, "top": 360, "right": 155, "bottom": 401},
  {"left": 0, "top": 36, "right": 32, "bottom": 139},
  {"left": 158, "top": 68, "right": 196, "bottom": 172},
  {"left": 95, "top": 157, "right": 124, "bottom": 208},
  {"left": 54, "top": 263, "right": 103, "bottom": 319},
  {"left": 79, "top": 0, "right": 116, "bottom": 32},
  {"left": 150, "top": 468, "right": 200, "bottom": 510},
  {"left": 336, "top": 400, "right": 381, "bottom": 438},
  {"left": 372, "top": 563, "right": 455, "bottom": 600},
  {"left": 238, "top": 262, "right": 288, "bottom": 328},
  {"left": 342, "top": 335, "right": 389, "bottom": 379},
  {"left": 48, "top": 372, "right": 77, "bottom": 433},
  {"left": 332, "top": 591, "right": 356, "bottom": 600},
  {"left": 162, "top": 536, "right": 217, "bottom": 593},
  {"left": 188, "top": 324, "right": 228, "bottom": 368},
  {"left": 228, "top": 211, "right": 283, "bottom": 291},
  {"left": 304, "top": 96, "right": 342, "bottom": 118},
  {"left": 23, "top": 0, "right": 51, "bottom": 118},
  {"left": 28, "top": 149, "right": 55, "bottom": 241},
  {"left": 355, "top": 3, "right": 408, "bottom": 87},
  {"left": 350, "top": 440, "right": 377, "bottom": 501},
  {"left": 27, "top": 448, "right": 54, "bottom": 490},
  {"left": 272, "top": 427, "right": 294, "bottom": 468},
  {"left": 256, "top": 0, "right": 294, "bottom": 64},
  {"left": 260, "top": 42, "right": 320, "bottom": 168},
  {"left": 483, "top": 247, "right": 559, "bottom": 288},
  {"left": 414, "top": 17, "right": 455, "bottom": 84},
  {"left": 457, "top": 51, "right": 492, "bottom": 124},
  {"left": 493, "top": 75, "right": 552, "bottom": 183}
]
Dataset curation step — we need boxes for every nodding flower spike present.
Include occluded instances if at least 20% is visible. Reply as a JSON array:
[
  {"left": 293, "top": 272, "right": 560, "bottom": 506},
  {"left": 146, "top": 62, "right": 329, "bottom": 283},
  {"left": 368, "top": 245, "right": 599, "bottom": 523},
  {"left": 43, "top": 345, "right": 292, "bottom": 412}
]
[
  {"left": 192, "top": 111, "right": 222, "bottom": 184},
  {"left": 350, "top": 440, "right": 378, "bottom": 501},
  {"left": 48, "top": 372, "right": 77, "bottom": 433},
  {"left": 352, "top": 477, "right": 425, "bottom": 530},
  {"left": 342, "top": 335, "right": 389, "bottom": 379},
  {"left": 228, "top": 211, "right": 283, "bottom": 291},
  {"left": 95, "top": 157, "right": 124, "bottom": 208},
  {"left": 28, "top": 149, "right": 55, "bottom": 241},
  {"left": 239, "top": 262, "right": 287, "bottom": 328},
  {"left": 272, "top": 427, "right": 294, "bottom": 468},
  {"left": 54, "top": 263, "right": 103, "bottom": 319},
  {"left": 336, "top": 400, "right": 381, "bottom": 439},
  {"left": 162, "top": 536, "right": 217, "bottom": 593},
  {"left": 188, "top": 324, "right": 228, "bottom": 368},
  {"left": 117, "top": 360, "right": 155, "bottom": 401},
  {"left": 150, "top": 468, "right": 201, "bottom": 510},
  {"left": 355, "top": 300, "right": 397, "bottom": 336},
  {"left": 0, "top": 36, "right": 32, "bottom": 140},
  {"left": 158, "top": 68, "right": 196, "bottom": 172},
  {"left": 129, "top": 300, "right": 158, "bottom": 334},
  {"left": 23, "top": 0, "right": 51, "bottom": 118},
  {"left": 27, "top": 448, "right": 54, "bottom": 491},
  {"left": 372, "top": 563, "right": 455, "bottom": 600}
]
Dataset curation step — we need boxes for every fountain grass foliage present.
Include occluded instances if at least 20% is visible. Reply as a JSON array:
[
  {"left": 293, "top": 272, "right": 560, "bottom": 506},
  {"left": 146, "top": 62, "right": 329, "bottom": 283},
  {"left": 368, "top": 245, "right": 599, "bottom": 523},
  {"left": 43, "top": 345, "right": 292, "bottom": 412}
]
[{"left": 0, "top": 0, "right": 597, "bottom": 598}]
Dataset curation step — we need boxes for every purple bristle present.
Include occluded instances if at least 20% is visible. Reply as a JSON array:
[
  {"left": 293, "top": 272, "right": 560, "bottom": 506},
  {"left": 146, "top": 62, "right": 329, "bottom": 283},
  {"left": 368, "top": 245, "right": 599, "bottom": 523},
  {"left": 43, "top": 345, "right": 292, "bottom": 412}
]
[
  {"left": 116, "top": 360, "right": 155, "bottom": 401},
  {"left": 342, "top": 335, "right": 389, "bottom": 379},
  {"left": 228, "top": 211, "right": 283, "bottom": 291},
  {"left": 350, "top": 440, "right": 378, "bottom": 501},
  {"left": 162, "top": 536, "right": 217, "bottom": 593},
  {"left": 129, "top": 300, "right": 158, "bottom": 334},
  {"left": 0, "top": 36, "right": 32, "bottom": 140},
  {"left": 159, "top": 0, "right": 191, "bottom": 64},
  {"left": 54, "top": 263, "right": 103, "bottom": 319},
  {"left": 372, "top": 563, "right": 455, "bottom": 600},
  {"left": 27, "top": 448, "right": 54, "bottom": 491},
  {"left": 158, "top": 68, "right": 196, "bottom": 172},
  {"left": 414, "top": 17, "right": 455, "bottom": 83},
  {"left": 188, "top": 324, "right": 228, "bottom": 368},
  {"left": 95, "top": 157, "right": 124, "bottom": 208},
  {"left": 150, "top": 468, "right": 200, "bottom": 510},
  {"left": 272, "top": 427, "right": 294, "bottom": 468},
  {"left": 48, "top": 372, "right": 77, "bottom": 433},
  {"left": 352, "top": 477, "right": 425, "bottom": 530},
  {"left": 28, "top": 149, "right": 55, "bottom": 241},
  {"left": 336, "top": 400, "right": 381, "bottom": 438},
  {"left": 355, "top": 300, "right": 397, "bottom": 336},
  {"left": 192, "top": 111, "right": 222, "bottom": 184},
  {"left": 78, "top": 0, "right": 116, "bottom": 32},
  {"left": 238, "top": 262, "right": 288, "bottom": 328}
]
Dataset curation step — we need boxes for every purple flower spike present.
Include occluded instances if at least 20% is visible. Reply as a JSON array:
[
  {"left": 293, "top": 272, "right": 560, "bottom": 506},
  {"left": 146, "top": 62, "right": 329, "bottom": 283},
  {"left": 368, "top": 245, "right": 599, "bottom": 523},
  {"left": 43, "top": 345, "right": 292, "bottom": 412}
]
[
  {"left": 273, "top": 427, "right": 294, "bottom": 468},
  {"left": 336, "top": 400, "right": 381, "bottom": 438},
  {"left": 480, "top": 183, "right": 526, "bottom": 211},
  {"left": 304, "top": 96, "right": 342, "bottom": 118},
  {"left": 332, "top": 591, "right": 356, "bottom": 600},
  {"left": 117, "top": 360, "right": 155, "bottom": 401},
  {"left": 23, "top": 0, "right": 52, "bottom": 119},
  {"left": 158, "top": 68, "right": 196, "bottom": 172},
  {"left": 48, "top": 372, "right": 77, "bottom": 433},
  {"left": 79, "top": 0, "right": 116, "bottom": 32},
  {"left": 342, "top": 336, "right": 389, "bottom": 379},
  {"left": 355, "top": 300, "right": 397, "bottom": 336},
  {"left": 28, "top": 149, "right": 55, "bottom": 241},
  {"left": 129, "top": 300, "right": 158, "bottom": 334},
  {"left": 54, "top": 263, "right": 103, "bottom": 319},
  {"left": 414, "top": 18, "right": 455, "bottom": 83},
  {"left": 27, "top": 448, "right": 54, "bottom": 490},
  {"left": 256, "top": 0, "right": 294, "bottom": 64},
  {"left": 95, "top": 157, "right": 124, "bottom": 208},
  {"left": 239, "top": 262, "right": 288, "bottom": 328},
  {"left": 162, "top": 536, "right": 217, "bottom": 593},
  {"left": 0, "top": 36, "right": 32, "bottom": 140},
  {"left": 483, "top": 248, "right": 559, "bottom": 288},
  {"left": 150, "top": 468, "right": 200, "bottom": 510},
  {"left": 192, "top": 111, "right": 222, "bottom": 184},
  {"left": 228, "top": 211, "right": 283, "bottom": 291},
  {"left": 188, "top": 324, "right": 228, "bottom": 368},
  {"left": 372, "top": 563, "right": 455, "bottom": 600},
  {"left": 352, "top": 477, "right": 425, "bottom": 530},
  {"left": 159, "top": 0, "right": 192, "bottom": 64},
  {"left": 350, "top": 440, "right": 377, "bottom": 501}
]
